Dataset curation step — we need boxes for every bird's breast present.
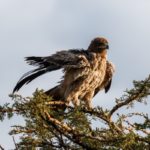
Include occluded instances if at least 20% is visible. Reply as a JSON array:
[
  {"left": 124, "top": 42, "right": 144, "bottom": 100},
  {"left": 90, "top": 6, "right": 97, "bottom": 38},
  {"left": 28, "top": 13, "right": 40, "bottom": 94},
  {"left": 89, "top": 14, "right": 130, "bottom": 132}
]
[
  {"left": 78, "top": 57, "right": 107, "bottom": 99},
  {"left": 89, "top": 57, "right": 107, "bottom": 88},
  {"left": 61, "top": 55, "right": 107, "bottom": 100}
]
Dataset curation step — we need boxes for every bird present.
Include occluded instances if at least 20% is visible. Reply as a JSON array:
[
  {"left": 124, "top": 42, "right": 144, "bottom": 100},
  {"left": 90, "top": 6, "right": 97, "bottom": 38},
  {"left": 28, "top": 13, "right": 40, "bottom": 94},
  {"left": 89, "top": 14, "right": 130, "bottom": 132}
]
[{"left": 13, "top": 37, "right": 115, "bottom": 109}]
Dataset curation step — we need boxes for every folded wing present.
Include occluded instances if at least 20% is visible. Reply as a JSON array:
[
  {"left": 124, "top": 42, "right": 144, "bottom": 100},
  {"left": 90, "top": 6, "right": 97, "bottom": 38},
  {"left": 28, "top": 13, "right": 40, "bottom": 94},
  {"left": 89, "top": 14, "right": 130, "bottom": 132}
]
[{"left": 94, "top": 61, "right": 115, "bottom": 96}]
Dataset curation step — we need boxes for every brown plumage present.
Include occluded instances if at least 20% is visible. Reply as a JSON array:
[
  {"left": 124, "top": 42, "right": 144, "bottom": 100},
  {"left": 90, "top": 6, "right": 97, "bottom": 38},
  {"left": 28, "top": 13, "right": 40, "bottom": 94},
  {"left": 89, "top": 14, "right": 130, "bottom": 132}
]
[{"left": 13, "top": 37, "right": 115, "bottom": 108}]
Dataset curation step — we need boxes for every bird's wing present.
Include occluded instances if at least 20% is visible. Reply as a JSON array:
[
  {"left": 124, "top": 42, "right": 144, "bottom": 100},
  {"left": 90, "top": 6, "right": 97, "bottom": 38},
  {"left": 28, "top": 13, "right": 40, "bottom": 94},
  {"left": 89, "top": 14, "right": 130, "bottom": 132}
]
[
  {"left": 13, "top": 49, "right": 92, "bottom": 93},
  {"left": 94, "top": 61, "right": 115, "bottom": 96}
]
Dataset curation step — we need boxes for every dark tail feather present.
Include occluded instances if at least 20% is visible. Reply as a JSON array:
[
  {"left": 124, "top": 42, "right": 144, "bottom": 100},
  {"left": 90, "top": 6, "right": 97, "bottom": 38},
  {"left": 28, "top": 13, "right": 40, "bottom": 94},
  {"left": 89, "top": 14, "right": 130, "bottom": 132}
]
[
  {"left": 45, "top": 85, "right": 63, "bottom": 100},
  {"left": 13, "top": 68, "right": 46, "bottom": 93},
  {"left": 25, "top": 56, "right": 50, "bottom": 67},
  {"left": 13, "top": 65, "right": 60, "bottom": 93},
  {"left": 45, "top": 86, "right": 66, "bottom": 113}
]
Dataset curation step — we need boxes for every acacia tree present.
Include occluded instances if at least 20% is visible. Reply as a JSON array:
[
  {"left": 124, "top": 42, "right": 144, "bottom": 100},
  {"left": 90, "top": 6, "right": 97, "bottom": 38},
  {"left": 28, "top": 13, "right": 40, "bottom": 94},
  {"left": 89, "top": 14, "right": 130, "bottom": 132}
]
[{"left": 0, "top": 75, "right": 150, "bottom": 150}]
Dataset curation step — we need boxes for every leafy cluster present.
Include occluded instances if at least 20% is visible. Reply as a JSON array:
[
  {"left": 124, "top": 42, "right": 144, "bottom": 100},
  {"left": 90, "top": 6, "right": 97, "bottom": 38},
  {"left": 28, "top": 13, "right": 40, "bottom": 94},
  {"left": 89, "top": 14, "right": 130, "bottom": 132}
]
[{"left": 0, "top": 75, "right": 150, "bottom": 150}]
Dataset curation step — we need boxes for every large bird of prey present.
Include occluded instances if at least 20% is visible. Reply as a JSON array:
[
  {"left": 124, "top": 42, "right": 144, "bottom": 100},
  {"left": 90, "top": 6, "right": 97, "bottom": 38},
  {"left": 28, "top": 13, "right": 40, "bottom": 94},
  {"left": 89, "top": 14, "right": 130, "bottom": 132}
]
[{"left": 13, "top": 37, "right": 115, "bottom": 108}]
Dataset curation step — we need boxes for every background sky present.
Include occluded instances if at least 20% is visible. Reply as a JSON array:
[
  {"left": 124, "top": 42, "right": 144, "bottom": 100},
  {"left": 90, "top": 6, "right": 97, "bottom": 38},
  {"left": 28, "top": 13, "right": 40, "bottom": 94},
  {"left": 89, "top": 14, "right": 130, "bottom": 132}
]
[{"left": 0, "top": 0, "right": 150, "bottom": 149}]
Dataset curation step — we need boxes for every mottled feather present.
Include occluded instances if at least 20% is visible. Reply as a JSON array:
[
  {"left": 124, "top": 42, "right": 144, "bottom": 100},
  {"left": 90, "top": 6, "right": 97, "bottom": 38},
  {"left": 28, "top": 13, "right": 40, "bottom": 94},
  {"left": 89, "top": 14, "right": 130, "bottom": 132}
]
[{"left": 13, "top": 37, "right": 115, "bottom": 108}]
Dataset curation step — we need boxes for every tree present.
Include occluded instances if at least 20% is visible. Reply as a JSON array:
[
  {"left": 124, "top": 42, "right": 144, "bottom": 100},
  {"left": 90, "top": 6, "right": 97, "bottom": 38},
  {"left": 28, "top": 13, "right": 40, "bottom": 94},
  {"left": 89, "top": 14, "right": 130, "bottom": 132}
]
[{"left": 0, "top": 75, "right": 150, "bottom": 150}]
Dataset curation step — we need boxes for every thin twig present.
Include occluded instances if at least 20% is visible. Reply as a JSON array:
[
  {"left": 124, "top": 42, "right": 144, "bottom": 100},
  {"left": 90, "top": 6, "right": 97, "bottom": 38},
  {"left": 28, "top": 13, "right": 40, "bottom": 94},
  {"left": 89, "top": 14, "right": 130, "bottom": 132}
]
[
  {"left": 109, "top": 90, "right": 146, "bottom": 118},
  {"left": 45, "top": 101, "right": 67, "bottom": 105},
  {"left": 12, "top": 136, "right": 18, "bottom": 150},
  {"left": 0, "top": 145, "right": 4, "bottom": 150},
  {"left": 45, "top": 111, "right": 72, "bottom": 132},
  {"left": 109, "top": 76, "right": 150, "bottom": 118}
]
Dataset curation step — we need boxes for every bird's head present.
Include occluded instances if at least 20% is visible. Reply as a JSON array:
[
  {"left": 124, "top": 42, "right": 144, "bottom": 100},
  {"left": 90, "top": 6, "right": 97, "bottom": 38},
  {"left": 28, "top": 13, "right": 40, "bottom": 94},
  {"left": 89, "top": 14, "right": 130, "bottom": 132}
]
[{"left": 88, "top": 37, "right": 109, "bottom": 54}]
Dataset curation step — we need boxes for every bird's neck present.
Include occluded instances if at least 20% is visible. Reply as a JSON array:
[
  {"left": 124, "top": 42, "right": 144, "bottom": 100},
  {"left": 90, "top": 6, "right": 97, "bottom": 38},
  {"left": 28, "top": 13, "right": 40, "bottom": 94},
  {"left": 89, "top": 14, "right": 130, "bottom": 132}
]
[
  {"left": 101, "top": 53, "right": 107, "bottom": 59},
  {"left": 95, "top": 52, "right": 107, "bottom": 59},
  {"left": 88, "top": 49, "right": 107, "bottom": 59}
]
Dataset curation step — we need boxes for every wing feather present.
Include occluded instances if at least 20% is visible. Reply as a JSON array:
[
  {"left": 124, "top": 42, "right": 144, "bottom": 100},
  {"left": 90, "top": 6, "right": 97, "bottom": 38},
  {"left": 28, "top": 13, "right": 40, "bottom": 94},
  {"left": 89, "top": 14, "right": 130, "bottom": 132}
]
[
  {"left": 25, "top": 49, "right": 92, "bottom": 68},
  {"left": 13, "top": 49, "right": 92, "bottom": 93},
  {"left": 94, "top": 61, "right": 115, "bottom": 96}
]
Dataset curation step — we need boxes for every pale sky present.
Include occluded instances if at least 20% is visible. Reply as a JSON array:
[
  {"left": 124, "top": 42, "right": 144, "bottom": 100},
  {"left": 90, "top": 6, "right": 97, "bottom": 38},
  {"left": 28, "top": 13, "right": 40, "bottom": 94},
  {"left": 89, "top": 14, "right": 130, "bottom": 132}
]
[{"left": 0, "top": 0, "right": 150, "bottom": 149}]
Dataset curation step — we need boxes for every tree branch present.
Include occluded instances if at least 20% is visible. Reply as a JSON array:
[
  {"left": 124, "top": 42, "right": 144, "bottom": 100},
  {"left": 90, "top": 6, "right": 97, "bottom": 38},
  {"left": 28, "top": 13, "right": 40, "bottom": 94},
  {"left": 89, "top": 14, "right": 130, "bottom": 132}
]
[
  {"left": 109, "top": 76, "right": 150, "bottom": 118},
  {"left": 0, "top": 145, "right": 4, "bottom": 150}
]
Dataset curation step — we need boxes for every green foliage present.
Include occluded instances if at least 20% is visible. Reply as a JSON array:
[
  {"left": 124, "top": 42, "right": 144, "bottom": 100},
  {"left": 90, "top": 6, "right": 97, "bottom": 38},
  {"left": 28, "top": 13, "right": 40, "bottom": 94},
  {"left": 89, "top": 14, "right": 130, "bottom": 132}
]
[
  {"left": 0, "top": 75, "right": 150, "bottom": 149},
  {"left": 0, "top": 103, "right": 14, "bottom": 121}
]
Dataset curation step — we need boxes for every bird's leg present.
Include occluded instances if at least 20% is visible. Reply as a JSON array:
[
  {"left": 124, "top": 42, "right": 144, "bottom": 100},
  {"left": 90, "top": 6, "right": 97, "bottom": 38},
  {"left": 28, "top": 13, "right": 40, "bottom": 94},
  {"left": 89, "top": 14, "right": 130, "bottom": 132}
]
[
  {"left": 72, "top": 94, "right": 80, "bottom": 107},
  {"left": 65, "top": 90, "right": 80, "bottom": 107},
  {"left": 66, "top": 94, "right": 80, "bottom": 107},
  {"left": 83, "top": 91, "right": 94, "bottom": 109},
  {"left": 86, "top": 100, "right": 93, "bottom": 109}
]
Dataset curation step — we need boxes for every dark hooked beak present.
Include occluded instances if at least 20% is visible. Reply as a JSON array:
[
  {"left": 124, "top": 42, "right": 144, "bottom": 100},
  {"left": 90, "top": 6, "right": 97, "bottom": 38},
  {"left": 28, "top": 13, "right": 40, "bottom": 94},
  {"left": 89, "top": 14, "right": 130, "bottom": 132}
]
[
  {"left": 105, "top": 44, "right": 109, "bottom": 49},
  {"left": 99, "top": 44, "right": 109, "bottom": 50}
]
